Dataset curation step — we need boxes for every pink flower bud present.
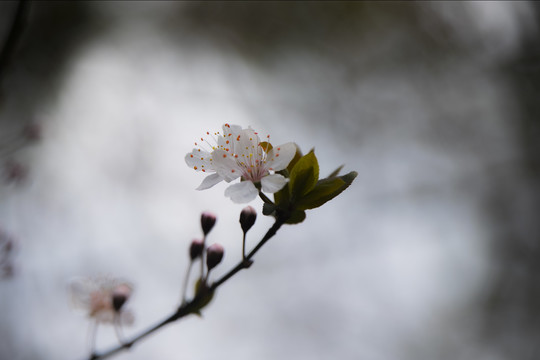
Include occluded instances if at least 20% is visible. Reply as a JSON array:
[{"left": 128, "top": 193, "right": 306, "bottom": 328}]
[
  {"left": 189, "top": 239, "right": 204, "bottom": 260},
  {"left": 239, "top": 206, "right": 257, "bottom": 233},
  {"left": 201, "top": 212, "right": 217, "bottom": 235},
  {"left": 206, "top": 243, "right": 224, "bottom": 270}
]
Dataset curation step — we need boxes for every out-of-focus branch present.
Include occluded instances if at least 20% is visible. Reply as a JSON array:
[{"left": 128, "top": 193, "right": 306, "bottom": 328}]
[
  {"left": 0, "top": 0, "right": 31, "bottom": 83},
  {"left": 87, "top": 215, "right": 287, "bottom": 360}
]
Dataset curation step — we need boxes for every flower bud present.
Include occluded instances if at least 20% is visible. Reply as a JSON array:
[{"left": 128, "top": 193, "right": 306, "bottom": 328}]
[
  {"left": 200, "top": 212, "right": 217, "bottom": 235},
  {"left": 239, "top": 206, "right": 257, "bottom": 233},
  {"left": 112, "top": 284, "right": 132, "bottom": 312},
  {"left": 189, "top": 239, "right": 204, "bottom": 260},
  {"left": 206, "top": 243, "right": 224, "bottom": 270}
]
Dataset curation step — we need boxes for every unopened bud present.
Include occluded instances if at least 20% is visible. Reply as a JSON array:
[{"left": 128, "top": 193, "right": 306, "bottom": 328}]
[
  {"left": 206, "top": 243, "right": 224, "bottom": 270},
  {"left": 189, "top": 239, "right": 204, "bottom": 260},
  {"left": 239, "top": 206, "right": 257, "bottom": 233},
  {"left": 112, "top": 284, "right": 132, "bottom": 312},
  {"left": 201, "top": 212, "right": 217, "bottom": 235}
]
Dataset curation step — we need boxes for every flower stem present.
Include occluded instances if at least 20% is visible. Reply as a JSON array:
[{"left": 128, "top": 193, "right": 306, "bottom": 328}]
[
  {"left": 258, "top": 192, "right": 273, "bottom": 205},
  {"left": 200, "top": 235, "right": 206, "bottom": 281},
  {"left": 88, "top": 320, "right": 98, "bottom": 357},
  {"left": 211, "top": 215, "right": 286, "bottom": 290},
  {"left": 113, "top": 315, "right": 125, "bottom": 344},
  {"left": 180, "top": 260, "right": 193, "bottom": 305},
  {"left": 242, "top": 232, "right": 247, "bottom": 260}
]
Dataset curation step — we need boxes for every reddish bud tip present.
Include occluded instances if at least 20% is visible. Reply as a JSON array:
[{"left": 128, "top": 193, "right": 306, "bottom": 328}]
[
  {"left": 239, "top": 206, "right": 257, "bottom": 233},
  {"left": 189, "top": 239, "right": 204, "bottom": 260},
  {"left": 201, "top": 212, "right": 217, "bottom": 235},
  {"left": 206, "top": 243, "right": 224, "bottom": 270},
  {"left": 112, "top": 284, "right": 132, "bottom": 312}
]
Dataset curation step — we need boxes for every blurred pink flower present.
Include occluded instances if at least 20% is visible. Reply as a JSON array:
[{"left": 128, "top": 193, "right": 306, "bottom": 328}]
[{"left": 69, "top": 276, "right": 134, "bottom": 325}]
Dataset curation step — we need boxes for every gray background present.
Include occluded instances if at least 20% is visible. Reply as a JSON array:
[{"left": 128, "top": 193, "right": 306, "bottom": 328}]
[{"left": 1, "top": 2, "right": 539, "bottom": 360}]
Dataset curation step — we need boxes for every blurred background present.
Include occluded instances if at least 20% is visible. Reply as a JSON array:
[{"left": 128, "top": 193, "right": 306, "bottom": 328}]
[{"left": 0, "top": 1, "right": 539, "bottom": 359}]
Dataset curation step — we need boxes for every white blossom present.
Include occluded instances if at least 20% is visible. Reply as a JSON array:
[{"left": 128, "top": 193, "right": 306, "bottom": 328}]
[{"left": 186, "top": 124, "right": 296, "bottom": 203}]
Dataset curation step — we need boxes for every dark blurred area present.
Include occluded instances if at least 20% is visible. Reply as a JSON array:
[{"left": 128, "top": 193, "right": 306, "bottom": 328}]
[
  {"left": 483, "top": 3, "right": 540, "bottom": 358},
  {"left": 1, "top": 1, "right": 540, "bottom": 360}
]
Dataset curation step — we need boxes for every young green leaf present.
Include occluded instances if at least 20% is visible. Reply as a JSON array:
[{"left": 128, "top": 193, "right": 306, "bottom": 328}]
[
  {"left": 296, "top": 171, "right": 358, "bottom": 210},
  {"left": 285, "top": 209, "right": 306, "bottom": 224},
  {"left": 191, "top": 279, "right": 215, "bottom": 316},
  {"left": 273, "top": 181, "right": 290, "bottom": 208},
  {"left": 262, "top": 202, "right": 276, "bottom": 216},
  {"left": 327, "top": 165, "right": 344, "bottom": 179},
  {"left": 288, "top": 151, "right": 319, "bottom": 200},
  {"left": 286, "top": 144, "right": 303, "bottom": 173}
]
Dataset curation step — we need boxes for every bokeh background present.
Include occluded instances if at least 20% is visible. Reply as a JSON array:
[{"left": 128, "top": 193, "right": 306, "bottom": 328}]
[{"left": 1, "top": 1, "right": 539, "bottom": 359}]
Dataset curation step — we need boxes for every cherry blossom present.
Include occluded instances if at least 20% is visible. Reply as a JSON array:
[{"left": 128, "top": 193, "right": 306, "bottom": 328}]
[{"left": 186, "top": 124, "right": 296, "bottom": 203}]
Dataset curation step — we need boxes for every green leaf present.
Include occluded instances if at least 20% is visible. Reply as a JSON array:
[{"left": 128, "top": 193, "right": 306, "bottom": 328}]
[
  {"left": 273, "top": 180, "right": 290, "bottom": 208},
  {"left": 296, "top": 171, "right": 358, "bottom": 210},
  {"left": 285, "top": 209, "right": 306, "bottom": 224},
  {"left": 327, "top": 165, "right": 344, "bottom": 178},
  {"left": 288, "top": 151, "right": 319, "bottom": 200},
  {"left": 190, "top": 279, "right": 215, "bottom": 315},
  {"left": 262, "top": 202, "right": 276, "bottom": 216},
  {"left": 286, "top": 144, "right": 303, "bottom": 173}
]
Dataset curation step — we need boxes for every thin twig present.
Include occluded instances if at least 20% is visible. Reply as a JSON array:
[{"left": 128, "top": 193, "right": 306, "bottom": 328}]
[{"left": 87, "top": 216, "right": 287, "bottom": 360}]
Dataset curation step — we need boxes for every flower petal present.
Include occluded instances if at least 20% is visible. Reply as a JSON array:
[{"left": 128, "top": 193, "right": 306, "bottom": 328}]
[
  {"left": 266, "top": 142, "right": 296, "bottom": 171},
  {"left": 261, "top": 174, "right": 288, "bottom": 193},
  {"left": 224, "top": 181, "right": 259, "bottom": 203},
  {"left": 212, "top": 149, "right": 241, "bottom": 182},
  {"left": 222, "top": 123, "right": 243, "bottom": 138},
  {"left": 196, "top": 173, "right": 223, "bottom": 190},
  {"left": 185, "top": 149, "right": 214, "bottom": 172},
  {"left": 235, "top": 128, "right": 261, "bottom": 159}
]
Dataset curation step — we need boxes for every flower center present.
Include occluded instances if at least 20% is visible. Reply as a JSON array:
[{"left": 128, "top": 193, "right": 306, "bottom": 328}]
[{"left": 237, "top": 148, "right": 269, "bottom": 182}]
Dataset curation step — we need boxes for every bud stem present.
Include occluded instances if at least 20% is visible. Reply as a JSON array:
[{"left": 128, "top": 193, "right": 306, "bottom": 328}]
[
  {"left": 242, "top": 232, "right": 247, "bottom": 260},
  {"left": 113, "top": 314, "right": 126, "bottom": 345},
  {"left": 180, "top": 260, "right": 193, "bottom": 305},
  {"left": 200, "top": 235, "right": 206, "bottom": 282}
]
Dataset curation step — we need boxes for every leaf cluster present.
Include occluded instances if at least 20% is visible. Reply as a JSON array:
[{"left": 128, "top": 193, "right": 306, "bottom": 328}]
[{"left": 263, "top": 146, "right": 357, "bottom": 224}]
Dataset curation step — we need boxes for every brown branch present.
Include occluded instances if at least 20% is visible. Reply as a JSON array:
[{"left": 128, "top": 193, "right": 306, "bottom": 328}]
[
  {"left": 0, "top": 0, "right": 31, "bottom": 83},
  {"left": 87, "top": 215, "right": 287, "bottom": 360}
]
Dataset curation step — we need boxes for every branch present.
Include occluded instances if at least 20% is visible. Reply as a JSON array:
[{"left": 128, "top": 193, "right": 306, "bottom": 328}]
[
  {"left": 0, "top": 0, "right": 31, "bottom": 83},
  {"left": 87, "top": 215, "right": 287, "bottom": 360}
]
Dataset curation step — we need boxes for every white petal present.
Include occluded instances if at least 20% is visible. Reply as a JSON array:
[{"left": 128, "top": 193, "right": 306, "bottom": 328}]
[
  {"left": 267, "top": 142, "right": 296, "bottom": 171},
  {"left": 185, "top": 149, "right": 214, "bottom": 172},
  {"left": 235, "top": 128, "right": 261, "bottom": 158},
  {"left": 212, "top": 149, "right": 241, "bottom": 182},
  {"left": 224, "top": 181, "right": 259, "bottom": 203},
  {"left": 196, "top": 173, "right": 223, "bottom": 190},
  {"left": 261, "top": 174, "right": 288, "bottom": 193},
  {"left": 222, "top": 123, "right": 243, "bottom": 137},
  {"left": 68, "top": 278, "right": 94, "bottom": 309}
]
